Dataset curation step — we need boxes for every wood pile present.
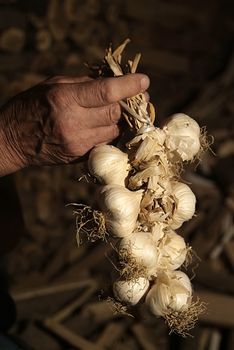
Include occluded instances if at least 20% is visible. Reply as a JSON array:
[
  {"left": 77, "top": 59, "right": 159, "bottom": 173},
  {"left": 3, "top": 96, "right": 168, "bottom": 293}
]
[{"left": 0, "top": 0, "right": 233, "bottom": 349}]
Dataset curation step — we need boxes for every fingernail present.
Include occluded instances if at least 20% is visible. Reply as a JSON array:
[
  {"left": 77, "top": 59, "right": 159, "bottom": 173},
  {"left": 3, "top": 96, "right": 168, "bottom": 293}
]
[{"left": 140, "top": 75, "right": 150, "bottom": 91}]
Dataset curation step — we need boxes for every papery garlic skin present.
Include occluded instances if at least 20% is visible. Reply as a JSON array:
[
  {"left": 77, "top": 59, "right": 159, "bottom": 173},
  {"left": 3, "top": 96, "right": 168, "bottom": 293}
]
[
  {"left": 163, "top": 113, "right": 201, "bottom": 161},
  {"left": 170, "top": 182, "right": 196, "bottom": 229},
  {"left": 157, "top": 231, "right": 187, "bottom": 270},
  {"left": 88, "top": 145, "right": 129, "bottom": 186},
  {"left": 145, "top": 271, "right": 192, "bottom": 316},
  {"left": 99, "top": 185, "right": 143, "bottom": 237},
  {"left": 128, "top": 127, "right": 166, "bottom": 149},
  {"left": 128, "top": 128, "right": 167, "bottom": 166},
  {"left": 120, "top": 231, "right": 158, "bottom": 276},
  {"left": 113, "top": 277, "right": 149, "bottom": 305}
]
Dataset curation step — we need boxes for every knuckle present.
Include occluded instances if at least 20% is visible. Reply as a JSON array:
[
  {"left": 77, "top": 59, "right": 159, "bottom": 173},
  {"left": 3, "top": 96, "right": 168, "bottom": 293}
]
[
  {"left": 99, "top": 79, "right": 115, "bottom": 104},
  {"left": 110, "top": 125, "right": 120, "bottom": 139},
  {"left": 46, "top": 85, "right": 63, "bottom": 107},
  {"left": 107, "top": 103, "right": 121, "bottom": 124}
]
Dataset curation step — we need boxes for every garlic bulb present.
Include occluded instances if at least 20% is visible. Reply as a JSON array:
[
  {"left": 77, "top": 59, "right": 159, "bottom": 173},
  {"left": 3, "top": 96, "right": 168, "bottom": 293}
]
[
  {"left": 88, "top": 145, "right": 129, "bottom": 186},
  {"left": 163, "top": 113, "right": 201, "bottom": 161},
  {"left": 113, "top": 277, "right": 149, "bottom": 305},
  {"left": 146, "top": 271, "right": 192, "bottom": 316},
  {"left": 157, "top": 231, "right": 187, "bottom": 270},
  {"left": 119, "top": 231, "right": 158, "bottom": 277},
  {"left": 99, "top": 185, "right": 143, "bottom": 237},
  {"left": 170, "top": 182, "right": 196, "bottom": 229}
]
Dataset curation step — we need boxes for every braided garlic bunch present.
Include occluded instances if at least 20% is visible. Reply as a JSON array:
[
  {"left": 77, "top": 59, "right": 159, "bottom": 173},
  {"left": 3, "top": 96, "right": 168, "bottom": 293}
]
[{"left": 75, "top": 40, "right": 206, "bottom": 335}]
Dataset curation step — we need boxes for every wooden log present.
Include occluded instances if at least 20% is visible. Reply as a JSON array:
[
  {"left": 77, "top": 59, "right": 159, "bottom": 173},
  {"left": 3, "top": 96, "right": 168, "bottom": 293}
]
[
  {"left": 97, "top": 322, "right": 126, "bottom": 347},
  {"left": 20, "top": 322, "right": 62, "bottom": 350},
  {"left": 12, "top": 279, "right": 95, "bottom": 302},
  {"left": 124, "top": 0, "right": 211, "bottom": 27},
  {"left": 197, "top": 328, "right": 213, "bottom": 350},
  {"left": 36, "top": 29, "right": 52, "bottom": 51},
  {"left": 194, "top": 261, "right": 234, "bottom": 294},
  {"left": 44, "top": 320, "right": 102, "bottom": 350},
  {"left": 47, "top": 0, "right": 69, "bottom": 41},
  {"left": 132, "top": 323, "right": 159, "bottom": 350},
  {"left": 48, "top": 280, "right": 97, "bottom": 322},
  {"left": 197, "top": 290, "right": 234, "bottom": 327},
  {"left": 56, "top": 243, "right": 113, "bottom": 283},
  {"left": 0, "top": 27, "right": 25, "bottom": 53},
  {"left": 208, "top": 329, "right": 222, "bottom": 350},
  {"left": 81, "top": 300, "right": 118, "bottom": 324},
  {"left": 185, "top": 52, "right": 234, "bottom": 120}
]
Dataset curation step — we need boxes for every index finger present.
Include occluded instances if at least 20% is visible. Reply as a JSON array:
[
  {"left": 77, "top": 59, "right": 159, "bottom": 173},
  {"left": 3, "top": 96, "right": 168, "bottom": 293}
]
[{"left": 71, "top": 74, "right": 150, "bottom": 108}]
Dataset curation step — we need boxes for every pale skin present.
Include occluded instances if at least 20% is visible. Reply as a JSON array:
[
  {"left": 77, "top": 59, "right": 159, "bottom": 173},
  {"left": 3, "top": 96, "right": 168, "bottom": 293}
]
[{"left": 0, "top": 74, "right": 150, "bottom": 176}]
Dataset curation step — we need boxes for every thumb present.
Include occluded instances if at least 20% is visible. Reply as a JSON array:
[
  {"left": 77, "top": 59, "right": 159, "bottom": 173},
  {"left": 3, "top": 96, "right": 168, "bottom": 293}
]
[{"left": 71, "top": 74, "right": 150, "bottom": 108}]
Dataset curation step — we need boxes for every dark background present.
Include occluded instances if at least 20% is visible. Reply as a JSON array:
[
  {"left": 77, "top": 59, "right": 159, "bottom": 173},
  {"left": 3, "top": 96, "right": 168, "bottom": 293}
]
[{"left": 0, "top": 0, "right": 234, "bottom": 349}]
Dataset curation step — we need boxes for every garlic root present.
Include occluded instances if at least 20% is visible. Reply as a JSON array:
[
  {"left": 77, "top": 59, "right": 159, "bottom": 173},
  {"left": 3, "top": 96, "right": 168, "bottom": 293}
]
[{"left": 73, "top": 204, "right": 107, "bottom": 245}]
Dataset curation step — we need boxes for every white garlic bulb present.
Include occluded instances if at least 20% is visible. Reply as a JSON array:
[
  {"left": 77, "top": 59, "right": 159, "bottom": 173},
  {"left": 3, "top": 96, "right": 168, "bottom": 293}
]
[
  {"left": 113, "top": 277, "right": 149, "bottom": 305},
  {"left": 170, "top": 182, "right": 196, "bottom": 229},
  {"left": 99, "top": 185, "right": 143, "bottom": 237},
  {"left": 145, "top": 271, "right": 192, "bottom": 316},
  {"left": 163, "top": 113, "right": 201, "bottom": 161},
  {"left": 88, "top": 145, "right": 129, "bottom": 186},
  {"left": 157, "top": 231, "right": 187, "bottom": 270},
  {"left": 119, "top": 231, "right": 158, "bottom": 277}
]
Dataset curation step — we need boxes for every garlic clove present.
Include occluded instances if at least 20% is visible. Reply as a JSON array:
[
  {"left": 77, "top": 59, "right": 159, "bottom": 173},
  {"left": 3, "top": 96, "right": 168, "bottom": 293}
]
[
  {"left": 88, "top": 145, "right": 129, "bottom": 186},
  {"left": 145, "top": 270, "right": 192, "bottom": 316},
  {"left": 157, "top": 231, "right": 187, "bottom": 270},
  {"left": 163, "top": 113, "right": 201, "bottom": 161},
  {"left": 113, "top": 277, "right": 150, "bottom": 305},
  {"left": 170, "top": 182, "right": 196, "bottom": 229},
  {"left": 99, "top": 185, "right": 143, "bottom": 237},
  {"left": 119, "top": 231, "right": 158, "bottom": 277}
]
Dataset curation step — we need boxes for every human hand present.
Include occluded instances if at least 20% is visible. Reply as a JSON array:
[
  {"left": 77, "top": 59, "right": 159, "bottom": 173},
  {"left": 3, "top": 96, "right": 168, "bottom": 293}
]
[{"left": 0, "top": 74, "right": 149, "bottom": 175}]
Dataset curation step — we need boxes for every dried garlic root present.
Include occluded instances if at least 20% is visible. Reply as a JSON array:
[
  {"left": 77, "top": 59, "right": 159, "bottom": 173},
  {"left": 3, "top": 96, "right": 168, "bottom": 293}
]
[{"left": 73, "top": 39, "right": 208, "bottom": 336}]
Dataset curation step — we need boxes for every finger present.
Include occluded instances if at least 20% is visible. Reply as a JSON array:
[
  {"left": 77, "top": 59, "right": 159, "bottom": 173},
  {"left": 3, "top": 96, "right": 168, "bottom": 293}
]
[
  {"left": 89, "top": 125, "right": 120, "bottom": 145},
  {"left": 69, "top": 125, "right": 120, "bottom": 156},
  {"left": 44, "top": 75, "right": 93, "bottom": 84},
  {"left": 87, "top": 92, "right": 149, "bottom": 128},
  {"left": 72, "top": 73, "right": 150, "bottom": 108},
  {"left": 87, "top": 103, "right": 121, "bottom": 127}
]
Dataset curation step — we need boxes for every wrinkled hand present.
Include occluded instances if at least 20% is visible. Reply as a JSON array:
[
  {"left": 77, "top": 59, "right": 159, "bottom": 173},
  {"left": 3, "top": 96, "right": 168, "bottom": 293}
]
[{"left": 0, "top": 74, "right": 149, "bottom": 175}]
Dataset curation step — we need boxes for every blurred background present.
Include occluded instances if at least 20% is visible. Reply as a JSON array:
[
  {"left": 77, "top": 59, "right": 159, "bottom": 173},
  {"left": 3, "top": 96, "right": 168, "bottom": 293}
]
[{"left": 0, "top": 0, "right": 234, "bottom": 349}]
